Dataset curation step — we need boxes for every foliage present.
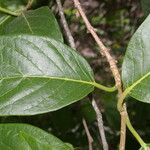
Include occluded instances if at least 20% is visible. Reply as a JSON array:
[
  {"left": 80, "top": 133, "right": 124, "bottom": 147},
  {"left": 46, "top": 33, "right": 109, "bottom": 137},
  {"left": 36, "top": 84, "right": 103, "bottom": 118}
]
[
  {"left": 0, "top": 0, "right": 150, "bottom": 150},
  {"left": 122, "top": 15, "right": 150, "bottom": 104},
  {"left": 0, "top": 124, "right": 73, "bottom": 150},
  {"left": 1, "top": 7, "right": 64, "bottom": 41}
]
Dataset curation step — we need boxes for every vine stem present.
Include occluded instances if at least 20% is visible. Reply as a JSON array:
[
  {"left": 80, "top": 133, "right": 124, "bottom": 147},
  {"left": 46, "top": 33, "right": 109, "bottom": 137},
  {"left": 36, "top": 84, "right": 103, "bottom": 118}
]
[{"left": 72, "top": 0, "right": 127, "bottom": 149}]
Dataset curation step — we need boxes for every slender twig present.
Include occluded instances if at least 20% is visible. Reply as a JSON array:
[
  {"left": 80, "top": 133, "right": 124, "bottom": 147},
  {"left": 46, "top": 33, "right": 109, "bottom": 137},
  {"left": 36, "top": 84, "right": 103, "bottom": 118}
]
[
  {"left": 82, "top": 118, "right": 93, "bottom": 150},
  {"left": 73, "top": 0, "right": 121, "bottom": 92},
  {"left": 92, "top": 99, "right": 108, "bottom": 150},
  {"left": 56, "top": 1, "right": 109, "bottom": 149},
  {"left": 56, "top": 0, "right": 76, "bottom": 49},
  {"left": 72, "top": 0, "right": 127, "bottom": 150}
]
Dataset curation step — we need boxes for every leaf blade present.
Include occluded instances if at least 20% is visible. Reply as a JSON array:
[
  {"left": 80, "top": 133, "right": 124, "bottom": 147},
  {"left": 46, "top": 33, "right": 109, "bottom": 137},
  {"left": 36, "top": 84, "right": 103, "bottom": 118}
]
[
  {"left": 2, "top": 6, "right": 63, "bottom": 42},
  {"left": 122, "top": 15, "right": 150, "bottom": 103},
  {"left": 0, "top": 0, "right": 28, "bottom": 34},
  {"left": 0, "top": 123, "right": 73, "bottom": 150},
  {"left": 0, "top": 35, "right": 94, "bottom": 115}
]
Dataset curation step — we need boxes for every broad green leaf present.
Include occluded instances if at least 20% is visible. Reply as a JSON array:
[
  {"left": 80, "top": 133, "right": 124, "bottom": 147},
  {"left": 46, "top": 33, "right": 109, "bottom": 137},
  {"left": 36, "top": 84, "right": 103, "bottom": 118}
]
[
  {"left": 141, "top": 0, "right": 150, "bottom": 16},
  {"left": 0, "top": 13, "right": 13, "bottom": 34},
  {"left": 139, "top": 144, "right": 150, "bottom": 150},
  {"left": 2, "top": 6, "right": 63, "bottom": 42},
  {"left": 0, "top": 123, "right": 73, "bottom": 150},
  {"left": 0, "top": 35, "right": 94, "bottom": 115},
  {"left": 122, "top": 15, "right": 150, "bottom": 103}
]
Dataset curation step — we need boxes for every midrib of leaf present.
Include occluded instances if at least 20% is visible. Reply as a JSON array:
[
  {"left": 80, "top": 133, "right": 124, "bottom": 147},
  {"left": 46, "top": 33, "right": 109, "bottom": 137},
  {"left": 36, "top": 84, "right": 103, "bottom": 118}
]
[
  {"left": 0, "top": 75, "right": 115, "bottom": 92},
  {"left": 20, "top": 131, "right": 70, "bottom": 150},
  {"left": 22, "top": 12, "right": 33, "bottom": 34},
  {"left": 123, "top": 71, "right": 150, "bottom": 97},
  {"left": 20, "top": 131, "right": 51, "bottom": 150}
]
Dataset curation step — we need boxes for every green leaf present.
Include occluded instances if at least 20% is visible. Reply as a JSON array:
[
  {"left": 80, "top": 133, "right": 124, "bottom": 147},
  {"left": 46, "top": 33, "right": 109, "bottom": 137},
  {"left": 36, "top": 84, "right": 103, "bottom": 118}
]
[
  {"left": 139, "top": 144, "right": 150, "bottom": 150},
  {"left": 0, "top": 0, "right": 27, "bottom": 34},
  {"left": 122, "top": 15, "right": 150, "bottom": 103},
  {"left": 2, "top": 6, "right": 63, "bottom": 42},
  {"left": 0, "top": 35, "right": 94, "bottom": 115},
  {"left": 0, "top": 13, "right": 13, "bottom": 34},
  {"left": 0, "top": 0, "right": 27, "bottom": 11},
  {"left": 0, "top": 123, "right": 73, "bottom": 150},
  {"left": 141, "top": 0, "right": 150, "bottom": 16}
]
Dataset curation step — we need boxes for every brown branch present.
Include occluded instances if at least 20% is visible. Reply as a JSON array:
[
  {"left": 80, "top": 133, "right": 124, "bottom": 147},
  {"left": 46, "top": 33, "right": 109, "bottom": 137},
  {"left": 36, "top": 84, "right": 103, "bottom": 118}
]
[
  {"left": 73, "top": 0, "right": 121, "bottom": 91},
  {"left": 92, "top": 99, "right": 108, "bottom": 150},
  {"left": 56, "top": 0, "right": 76, "bottom": 49},
  {"left": 120, "top": 104, "right": 127, "bottom": 150},
  {"left": 72, "top": 0, "right": 127, "bottom": 150},
  {"left": 82, "top": 118, "right": 93, "bottom": 150}
]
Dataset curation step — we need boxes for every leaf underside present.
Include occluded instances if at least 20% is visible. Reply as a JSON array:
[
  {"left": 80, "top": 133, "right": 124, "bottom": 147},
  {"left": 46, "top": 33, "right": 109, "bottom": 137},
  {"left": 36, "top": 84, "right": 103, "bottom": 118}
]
[
  {"left": 0, "top": 123, "right": 73, "bottom": 150},
  {"left": 122, "top": 15, "right": 150, "bottom": 103}
]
